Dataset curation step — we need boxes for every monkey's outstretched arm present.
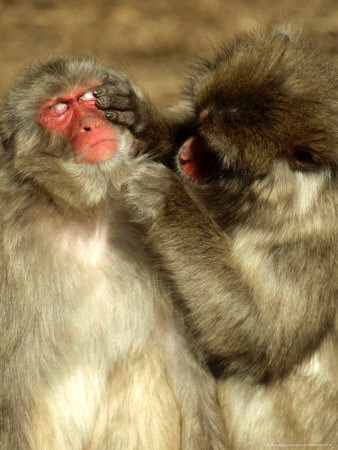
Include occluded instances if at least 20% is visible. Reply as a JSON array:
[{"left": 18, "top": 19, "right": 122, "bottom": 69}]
[{"left": 123, "top": 161, "right": 335, "bottom": 381}]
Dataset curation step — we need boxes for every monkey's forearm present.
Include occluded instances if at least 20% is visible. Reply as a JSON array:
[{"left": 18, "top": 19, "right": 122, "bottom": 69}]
[
  {"left": 130, "top": 96, "right": 183, "bottom": 161},
  {"left": 148, "top": 202, "right": 263, "bottom": 378},
  {"left": 145, "top": 184, "right": 334, "bottom": 381},
  {"left": 136, "top": 99, "right": 195, "bottom": 165}
]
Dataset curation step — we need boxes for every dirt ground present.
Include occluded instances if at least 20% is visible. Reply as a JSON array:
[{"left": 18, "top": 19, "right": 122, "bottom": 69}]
[{"left": 1, "top": 0, "right": 338, "bottom": 105}]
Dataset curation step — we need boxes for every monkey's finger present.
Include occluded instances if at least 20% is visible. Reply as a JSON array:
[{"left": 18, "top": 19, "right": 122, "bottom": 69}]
[
  {"left": 96, "top": 94, "right": 133, "bottom": 111},
  {"left": 105, "top": 111, "right": 136, "bottom": 127},
  {"left": 104, "top": 70, "right": 132, "bottom": 85},
  {"left": 94, "top": 82, "right": 132, "bottom": 100}
]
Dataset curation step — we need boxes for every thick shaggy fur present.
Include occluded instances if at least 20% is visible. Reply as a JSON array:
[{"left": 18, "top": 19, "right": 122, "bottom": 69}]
[
  {"left": 0, "top": 56, "right": 227, "bottom": 449},
  {"left": 96, "top": 23, "right": 338, "bottom": 448}
]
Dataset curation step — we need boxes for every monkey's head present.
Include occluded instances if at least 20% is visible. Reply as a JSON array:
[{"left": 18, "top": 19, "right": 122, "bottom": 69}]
[
  {"left": 0, "top": 56, "right": 134, "bottom": 208},
  {"left": 177, "top": 24, "right": 338, "bottom": 224}
]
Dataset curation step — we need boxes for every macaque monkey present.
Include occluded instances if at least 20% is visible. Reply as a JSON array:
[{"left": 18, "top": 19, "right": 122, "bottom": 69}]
[
  {"left": 95, "top": 23, "right": 338, "bottom": 448},
  {"left": 0, "top": 56, "right": 228, "bottom": 450}
]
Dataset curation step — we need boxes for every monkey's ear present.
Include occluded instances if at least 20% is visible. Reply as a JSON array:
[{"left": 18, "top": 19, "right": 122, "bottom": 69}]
[{"left": 286, "top": 137, "right": 332, "bottom": 170}]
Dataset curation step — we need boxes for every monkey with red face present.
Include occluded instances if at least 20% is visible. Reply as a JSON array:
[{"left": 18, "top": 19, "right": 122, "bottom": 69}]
[{"left": 0, "top": 56, "right": 227, "bottom": 449}]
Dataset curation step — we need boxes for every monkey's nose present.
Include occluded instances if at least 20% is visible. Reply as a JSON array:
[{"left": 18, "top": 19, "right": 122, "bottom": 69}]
[{"left": 80, "top": 115, "right": 99, "bottom": 132}]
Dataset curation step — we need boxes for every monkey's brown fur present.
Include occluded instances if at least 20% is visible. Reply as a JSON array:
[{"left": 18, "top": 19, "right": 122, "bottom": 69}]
[
  {"left": 96, "top": 23, "right": 338, "bottom": 447},
  {"left": 0, "top": 56, "right": 227, "bottom": 449}
]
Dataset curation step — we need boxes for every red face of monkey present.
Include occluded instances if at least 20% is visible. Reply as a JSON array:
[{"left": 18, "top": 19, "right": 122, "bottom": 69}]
[{"left": 38, "top": 84, "right": 118, "bottom": 164}]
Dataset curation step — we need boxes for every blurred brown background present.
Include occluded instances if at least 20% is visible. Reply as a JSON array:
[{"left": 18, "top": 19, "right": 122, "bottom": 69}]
[{"left": 1, "top": 0, "right": 338, "bottom": 106}]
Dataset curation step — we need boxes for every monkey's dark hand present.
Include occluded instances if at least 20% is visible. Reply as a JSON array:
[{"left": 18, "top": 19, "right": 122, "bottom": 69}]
[
  {"left": 122, "top": 161, "right": 185, "bottom": 226},
  {"left": 94, "top": 73, "right": 141, "bottom": 131},
  {"left": 95, "top": 74, "right": 182, "bottom": 161}
]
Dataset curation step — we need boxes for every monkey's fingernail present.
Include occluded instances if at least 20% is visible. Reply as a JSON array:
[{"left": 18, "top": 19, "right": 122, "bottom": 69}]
[
  {"left": 93, "top": 88, "right": 102, "bottom": 96},
  {"left": 106, "top": 112, "right": 116, "bottom": 119}
]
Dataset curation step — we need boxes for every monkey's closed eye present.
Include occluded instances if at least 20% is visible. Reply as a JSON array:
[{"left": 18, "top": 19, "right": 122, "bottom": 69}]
[
  {"left": 50, "top": 103, "right": 68, "bottom": 116},
  {"left": 218, "top": 105, "right": 241, "bottom": 121},
  {"left": 293, "top": 146, "right": 316, "bottom": 169},
  {"left": 228, "top": 106, "right": 238, "bottom": 114},
  {"left": 287, "top": 139, "right": 320, "bottom": 170},
  {"left": 80, "top": 91, "right": 95, "bottom": 101}
]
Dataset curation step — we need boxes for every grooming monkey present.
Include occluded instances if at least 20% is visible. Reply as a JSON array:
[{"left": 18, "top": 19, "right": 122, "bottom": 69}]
[
  {"left": 0, "top": 56, "right": 228, "bottom": 449},
  {"left": 95, "top": 23, "right": 338, "bottom": 447}
]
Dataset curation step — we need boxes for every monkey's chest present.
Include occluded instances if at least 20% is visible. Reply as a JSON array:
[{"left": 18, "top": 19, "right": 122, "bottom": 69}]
[
  {"left": 51, "top": 220, "right": 149, "bottom": 354},
  {"left": 59, "top": 220, "right": 109, "bottom": 268}
]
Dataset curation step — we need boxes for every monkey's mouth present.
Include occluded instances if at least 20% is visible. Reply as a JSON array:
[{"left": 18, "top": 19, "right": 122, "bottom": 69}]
[
  {"left": 178, "top": 135, "right": 219, "bottom": 184},
  {"left": 74, "top": 139, "right": 119, "bottom": 164}
]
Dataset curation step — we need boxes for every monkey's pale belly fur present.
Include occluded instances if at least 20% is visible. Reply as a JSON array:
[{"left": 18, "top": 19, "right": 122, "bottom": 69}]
[
  {"left": 218, "top": 335, "right": 338, "bottom": 448},
  {"left": 18, "top": 215, "right": 182, "bottom": 449},
  {"left": 61, "top": 222, "right": 109, "bottom": 267},
  {"left": 0, "top": 181, "right": 224, "bottom": 449}
]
